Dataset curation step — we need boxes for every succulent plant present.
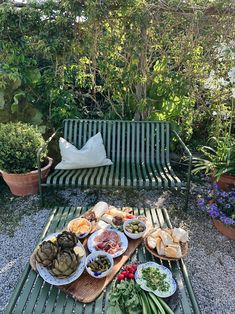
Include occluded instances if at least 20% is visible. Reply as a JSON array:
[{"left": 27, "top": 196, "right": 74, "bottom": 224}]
[
  {"left": 57, "top": 231, "right": 77, "bottom": 249},
  {"left": 35, "top": 241, "right": 58, "bottom": 267},
  {"left": 50, "top": 249, "right": 78, "bottom": 278}
]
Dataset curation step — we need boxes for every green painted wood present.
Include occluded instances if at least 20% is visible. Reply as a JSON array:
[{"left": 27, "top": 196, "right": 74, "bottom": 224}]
[
  {"left": 11, "top": 271, "right": 38, "bottom": 313},
  {"left": 72, "top": 300, "right": 84, "bottom": 313},
  {"left": 114, "top": 122, "right": 121, "bottom": 186},
  {"left": 84, "top": 302, "right": 95, "bottom": 314},
  {"left": 46, "top": 120, "right": 183, "bottom": 190},
  {"left": 120, "top": 122, "right": 126, "bottom": 186},
  {"left": 62, "top": 296, "right": 75, "bottom": 313},
  {"left": 33, "top": 282, "right": 52, "bottom": 314}
]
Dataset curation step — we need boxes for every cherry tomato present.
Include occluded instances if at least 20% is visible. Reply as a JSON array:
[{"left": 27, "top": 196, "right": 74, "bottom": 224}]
[
  {"left": 121, "top": 271, "right": 128, "bottom": 278},
  {"left": 125, "top": 266, "right": 134, "bottom": 273},
  {"left": 117, "top": 274, "right": 125, "bottom": 281},
  {"left": 128, "top": 273, "right": 135, "bottom": 279}
]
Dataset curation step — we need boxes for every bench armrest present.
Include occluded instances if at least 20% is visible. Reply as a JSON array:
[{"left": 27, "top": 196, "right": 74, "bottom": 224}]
[
  {"left": 172, "top": 130, "right": 192, "bottom": 209},
  {"left": 37, "top": 127, "right": 63, "bottom": 181}
]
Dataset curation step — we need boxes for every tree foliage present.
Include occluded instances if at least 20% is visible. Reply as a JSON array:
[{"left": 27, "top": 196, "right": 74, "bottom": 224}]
[{"left": 0, "top": 0, "right": 234, "bottom": 142}]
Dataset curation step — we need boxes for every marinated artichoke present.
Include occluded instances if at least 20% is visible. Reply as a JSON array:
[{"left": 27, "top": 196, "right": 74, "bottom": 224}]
[
  {"left": 57, "top": 231, "right": 77, "bottom": 249},
  {"left": 50, "top": 249, "right": 79, "bottom": 278},
  {"left": 35, "top": 241, "right": 58, "bottom": 267}
]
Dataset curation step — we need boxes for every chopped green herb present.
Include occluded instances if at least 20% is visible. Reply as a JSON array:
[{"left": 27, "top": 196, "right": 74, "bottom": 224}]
[{"left": 141, "top": 267, "right": 170, "bottom": 292}]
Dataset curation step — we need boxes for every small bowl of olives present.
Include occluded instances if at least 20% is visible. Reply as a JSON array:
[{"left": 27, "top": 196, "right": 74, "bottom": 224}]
[
  {"left": 123, "top": 219, "right": 146, "bottom": 239},
  {"left": 86, "top": 251, "right": 114, "bottom": 278}
]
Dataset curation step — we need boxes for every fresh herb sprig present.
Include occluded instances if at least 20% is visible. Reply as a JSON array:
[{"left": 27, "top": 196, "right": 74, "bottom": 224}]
[
  {"left": 142, "top": 267, "right": 170, "bottom": 292},
  {"left": 107, "top": 279, "right": 142, "bottom": 314}
]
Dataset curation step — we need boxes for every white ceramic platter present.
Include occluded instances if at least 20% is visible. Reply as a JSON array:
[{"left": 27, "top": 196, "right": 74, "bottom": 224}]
[
  {"left": 36, "top": 232, "right": 86, "bottom": 286},
  {"left": 87, "top": 228, "right": 128, "bottom": 258},
  {"left": 135, "top": 262, "right": 177, "bottom": 298}
]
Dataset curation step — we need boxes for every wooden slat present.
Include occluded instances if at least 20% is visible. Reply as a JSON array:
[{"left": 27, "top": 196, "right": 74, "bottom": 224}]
[{"left": 131, "top": 123, "right": 138, "bottom": 187}]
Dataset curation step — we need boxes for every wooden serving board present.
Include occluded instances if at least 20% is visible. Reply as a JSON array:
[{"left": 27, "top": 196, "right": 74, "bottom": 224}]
[
  {"left": 60, "top": 235, "right": 147, "bottom": 303},
  {"left": 30, "top": 210, "right": 152, "bottom": 303}
]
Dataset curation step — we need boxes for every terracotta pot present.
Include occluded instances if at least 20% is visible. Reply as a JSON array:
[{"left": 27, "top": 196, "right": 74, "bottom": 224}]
[
  {"left": 213, "top": 219, "right": 235, "bottom": 240},
  {"left": 2, "top": 157, "right": 53, "bottom": 196},
  {"left": 217, "top": 173, "right": 235, "bottom": 191}
]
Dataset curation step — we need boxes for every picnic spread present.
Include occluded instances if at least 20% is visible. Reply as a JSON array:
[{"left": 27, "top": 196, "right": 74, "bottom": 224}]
[{"left": 28, "top": 202, "right": 190, "bottom": 313}]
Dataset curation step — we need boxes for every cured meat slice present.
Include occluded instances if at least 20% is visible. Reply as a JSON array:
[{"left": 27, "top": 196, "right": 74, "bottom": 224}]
[{"left": 93, "top": 230, "right": 121, "bottom": 254}]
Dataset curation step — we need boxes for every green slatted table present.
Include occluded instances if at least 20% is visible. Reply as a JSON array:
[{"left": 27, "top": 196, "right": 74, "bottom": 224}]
[{"left": 5, "top": 207, "right": 201, "bottom": 314}]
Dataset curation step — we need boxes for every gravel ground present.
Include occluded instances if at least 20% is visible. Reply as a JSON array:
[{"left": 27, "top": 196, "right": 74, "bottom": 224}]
[{"left": 0, "top": 182, "right": 234, "bottom": 314}]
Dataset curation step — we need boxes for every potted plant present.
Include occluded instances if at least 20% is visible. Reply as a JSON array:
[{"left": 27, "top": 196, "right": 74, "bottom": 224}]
[
  {"left": 197, "top": 183, "right": 235, "bottom": 240},
  {"left": 193, "top": 135, "right": 235, "bottom": 190},
  {"left": 0, "top": 122, "right": 53, "bottom": 196}
]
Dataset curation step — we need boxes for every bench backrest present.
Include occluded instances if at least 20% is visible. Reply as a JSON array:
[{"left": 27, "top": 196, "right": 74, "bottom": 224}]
[{"left": 63, "top": 120, "right": 171, "bottom": 164}]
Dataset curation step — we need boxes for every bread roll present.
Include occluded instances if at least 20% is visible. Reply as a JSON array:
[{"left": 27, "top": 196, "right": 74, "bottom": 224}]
[
  {"left": 100, "top": 214, "right": 113, "bottom": 224},
  {"left": 151, "top": 229, "right": 162, "bottom": 239},
  {"left": 165, "top": 244, "right": 182, "bottom": 258},
  {"left": 97, "top": 220, "right": 109, "bottom": 229},
  {"left": 156, "top": 237, "right": 165, "bottom": 256},
  {"left": 164, "top": 228, "right": 173, "bottom": 236},
  {"left": 93, "top": 202, "right": 109, "bottom": 218},
  {"left": 147, "top": 236, "right": 157, "bottom": 249},
  {"left": 159, "top": 230, "right": 173, "bottom": 246},
  {"left": 172, "top": 228, "right": 188, "bottom": 243},
  {"left": 107, "top": 206, "right": 125, "bottom": 218}
]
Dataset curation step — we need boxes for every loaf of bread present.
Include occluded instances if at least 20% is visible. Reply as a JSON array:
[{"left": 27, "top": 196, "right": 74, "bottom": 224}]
[
  {"left": 93, "top": 202, "right": 109, "bottom": 218},
  {"left": 147, "top": 236, "right": 157, "bottom": 249},
  {"left": 156, "top": 237, "right": 165, "bottom": 255},
  {"left": 172, "top": 227, "right": 189, "bottom": 243},
  {"left": 159, "top": 230, "right": 173, "bottom": 246},
  {"left": 165, "top": 244, "right": 182, "bottom": 258}
]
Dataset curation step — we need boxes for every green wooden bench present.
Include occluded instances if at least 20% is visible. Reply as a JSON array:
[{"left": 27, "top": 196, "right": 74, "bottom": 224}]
[
  {"left": 38, "top": 120, "right": 192, "bottom": 209},
  {"left": 5, "top": 206, "right": 201, "bottom": 314}
]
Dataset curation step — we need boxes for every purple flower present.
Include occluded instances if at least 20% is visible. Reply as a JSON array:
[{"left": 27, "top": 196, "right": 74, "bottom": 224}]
[
  {"left": 224, "top": 204, "right": 231, "bottom": 209},
  {"left": 217, "top": 197, "right": 224, "bottom": 204},
  {"left": 230, "top": 196, "right": 235, "bottom": 202},
  {"left": 209, "top": 204, "right": 219, "bottom": 218},
  {"left": 197, "top": 198, "right": 205, "bottom": 210},
  {"left": 221, "top": 191, "right": 229, "bottom": 198},
  {"left": 213, "top": 182, "right": 219, "bottom": 190},
  {"left": 220, "top": 216, "right": 235, "bottom": 225}
]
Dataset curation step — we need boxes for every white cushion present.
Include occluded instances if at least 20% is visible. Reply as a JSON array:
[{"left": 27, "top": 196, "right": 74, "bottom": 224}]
[{"left": 55, "top": 133, "right": 113, "bottom": 170}]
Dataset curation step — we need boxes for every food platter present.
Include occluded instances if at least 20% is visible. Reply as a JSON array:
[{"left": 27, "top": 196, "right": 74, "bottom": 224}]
[
  {"left": 36, "top": 232, "right": 86, "bottom": 286},
  {"left": 135, "top": 262, "right": 177, "bottom": 298},
  {"left": 144, "top": 228, "right": 189, "bottom": 261},
  {"left": 87, "top": 227, "right": 128, "bottom": 258}
]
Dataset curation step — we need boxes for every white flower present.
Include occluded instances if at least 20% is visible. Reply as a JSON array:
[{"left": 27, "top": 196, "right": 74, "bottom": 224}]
[
  {"left": 228, "top": 67, "right": 235, "bottom": 84},
  {"left": 232, "top": 88, "right": 235, "bottom": 98},
  {"left": 218, "top": 77, "right": 229, "bottom": 86}
]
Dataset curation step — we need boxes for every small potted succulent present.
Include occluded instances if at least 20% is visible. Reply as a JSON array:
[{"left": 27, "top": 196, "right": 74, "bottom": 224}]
[
  {"left": 197, "top": 183, "right": 235, "bottom": 240},
  {"left": 0, "top": 122, "right": 53, "bottom": 196},
  {"left": 193, "top": 135, "right": 235, "bottom": 191}
]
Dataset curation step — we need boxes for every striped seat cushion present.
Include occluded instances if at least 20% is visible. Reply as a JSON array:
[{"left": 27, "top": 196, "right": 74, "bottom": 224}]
[{"left": 46, "top": 162, "right": 181, "bottom": 189}]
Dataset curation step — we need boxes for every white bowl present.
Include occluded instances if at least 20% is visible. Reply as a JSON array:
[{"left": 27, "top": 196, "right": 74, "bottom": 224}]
[
  {"left": 85, "top": 251, "right": 113, "bottom": 278},
  {"left": 123, "top": 219, "right": 146, "bottom": 239},
  {"left": 67, "top": 218, "right": 92, "bottom": 239}
]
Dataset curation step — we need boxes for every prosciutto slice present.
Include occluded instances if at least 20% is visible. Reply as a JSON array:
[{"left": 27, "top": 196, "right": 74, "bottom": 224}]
[{"left": 93, "top": 230, "right": 121, "bottom": 254}]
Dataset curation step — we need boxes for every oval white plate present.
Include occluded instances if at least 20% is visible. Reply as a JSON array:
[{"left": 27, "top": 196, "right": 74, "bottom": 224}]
[
  {"left": 36, "top": 232, "right": 86, "bottom": 286},
  {"left": 87, "top": 228, "right": 128, "bottom": 258},
  {"left": 135, "top": 262, "right": 177, "bottom": 298}
]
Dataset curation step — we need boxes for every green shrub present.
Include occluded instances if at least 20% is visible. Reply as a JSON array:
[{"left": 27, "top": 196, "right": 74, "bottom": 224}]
[{"left": 0, "top": 122, "right": 46, "bottom": 173}]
